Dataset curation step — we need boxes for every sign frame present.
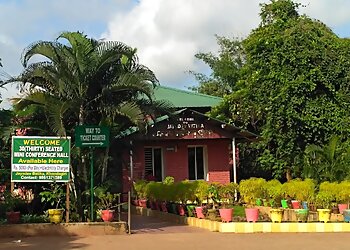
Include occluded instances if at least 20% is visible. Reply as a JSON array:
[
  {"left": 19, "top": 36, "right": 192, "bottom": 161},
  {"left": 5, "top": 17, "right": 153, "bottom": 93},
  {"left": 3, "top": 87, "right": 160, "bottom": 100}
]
[
  {"left": 11, "top": 136, "right": 71, "bottom": 183},
  {"left": 75, "top": 125, "right": 110, "bottom": 148}
]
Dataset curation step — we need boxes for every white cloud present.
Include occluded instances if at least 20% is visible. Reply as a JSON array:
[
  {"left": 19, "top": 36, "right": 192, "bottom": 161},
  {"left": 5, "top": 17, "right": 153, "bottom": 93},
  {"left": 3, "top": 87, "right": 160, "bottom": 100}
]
[{"left": 103, "top": 0, "right": 265, "bottom": 88}]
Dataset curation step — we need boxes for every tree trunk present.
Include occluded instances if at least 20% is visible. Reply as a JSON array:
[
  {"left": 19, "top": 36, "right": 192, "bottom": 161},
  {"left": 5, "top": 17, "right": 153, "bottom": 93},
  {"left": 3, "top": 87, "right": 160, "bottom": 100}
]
[{"left": 286, "top": 168, "right": 292, "bottom": 181}]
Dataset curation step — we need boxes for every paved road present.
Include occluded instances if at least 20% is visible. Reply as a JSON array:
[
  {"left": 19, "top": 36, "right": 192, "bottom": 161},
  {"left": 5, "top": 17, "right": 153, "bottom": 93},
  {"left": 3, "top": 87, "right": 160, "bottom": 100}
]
[{"left": 1, "top": 215, "right": 350, "bottom": 250}]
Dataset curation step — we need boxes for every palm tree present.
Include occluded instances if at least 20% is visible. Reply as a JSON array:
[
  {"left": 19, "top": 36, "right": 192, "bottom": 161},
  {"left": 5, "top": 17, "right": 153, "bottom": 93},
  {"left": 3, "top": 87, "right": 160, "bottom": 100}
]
[
  {"left": 303, "top": 135, "right": 350, "bottom": 182},
  {"left": 9, "top": 31, "right": 172, "bottom": 219}
]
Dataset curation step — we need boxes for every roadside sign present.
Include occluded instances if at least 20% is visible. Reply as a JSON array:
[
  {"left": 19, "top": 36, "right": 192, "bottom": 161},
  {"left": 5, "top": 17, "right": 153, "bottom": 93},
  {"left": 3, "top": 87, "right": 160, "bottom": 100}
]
[
  {"left": 11, "top": 136, "right": 71, "bottom": 182},
  {"left": 75, "top": 125, "right": 110, "bottom": 148}
]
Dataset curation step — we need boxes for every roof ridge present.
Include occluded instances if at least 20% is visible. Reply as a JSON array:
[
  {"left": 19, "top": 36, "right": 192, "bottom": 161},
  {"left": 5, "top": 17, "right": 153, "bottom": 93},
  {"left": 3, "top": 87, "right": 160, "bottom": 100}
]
[{"left": 155, "top": 85, "right": 223, "bottom": 100}]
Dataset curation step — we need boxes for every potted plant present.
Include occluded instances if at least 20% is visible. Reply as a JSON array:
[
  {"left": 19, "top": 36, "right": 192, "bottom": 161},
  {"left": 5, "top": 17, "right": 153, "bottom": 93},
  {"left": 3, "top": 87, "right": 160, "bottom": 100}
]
[
  {"left": 96, "top": 192, "right": 121, "bottom": 222},
  {"left": 239, "top": 178, "right": 266, "bottom": 222},
  {"left": 134, "top": 180, "right": 148, "bottom": 208},
  {"left": 293, "top": 179, "right": 315, "bottom": 222},
  {"left": 194, "top": 180, "right": 209, "bottom": 219},
  {"left": 4, "top": 191, "right": 22, "bottom": 224},
  {"left": 218, "top": 182, "right": 238, "bottom": 222},
  {"left": 316, "top": 181, "right": 334, "bottom": 223},
  {"left": 264, "top": 180, "right": 284, "bottom": 223},
  {"left": 206, "top": 183, "right": 220, "bottom": 220},
  {"left": 336, "top": 181, "right": 350, "bottom": 214},
  {"left": 39, "top": 183, "right": 66, "bottom": 224}
]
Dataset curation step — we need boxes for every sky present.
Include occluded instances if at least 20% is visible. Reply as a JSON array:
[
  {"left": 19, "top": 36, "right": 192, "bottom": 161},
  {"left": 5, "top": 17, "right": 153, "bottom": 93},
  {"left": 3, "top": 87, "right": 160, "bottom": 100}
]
[{"left": 1, "top": 0, "right": 350, "bottom": 109}]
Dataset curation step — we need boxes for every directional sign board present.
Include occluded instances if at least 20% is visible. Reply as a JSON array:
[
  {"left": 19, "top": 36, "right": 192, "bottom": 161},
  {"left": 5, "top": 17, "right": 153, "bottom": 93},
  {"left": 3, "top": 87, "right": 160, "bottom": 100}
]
[
  {"left": 75, "top": 125, "right": 110, "bottom": 148},
  {"left": 11, "top": 136, "right": 71, "bottom": 182}
]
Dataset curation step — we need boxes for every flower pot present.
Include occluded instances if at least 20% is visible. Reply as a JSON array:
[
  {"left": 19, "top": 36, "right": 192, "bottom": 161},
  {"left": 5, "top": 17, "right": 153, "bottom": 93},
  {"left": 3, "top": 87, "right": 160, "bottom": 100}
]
[
  {"left": 302, "top": 201, "right": 308, "bottom": 209},
  {"left": 48, "top": 209, "right": 64, "bottom": 224},
  {"left": 245, "top": 208, "right": 259, "bottom": 222},
  {"left": 101, "top": 209, "right": 115, "bottom": 222},
  {"left": 343, "top": 209, "right": 350, "bottom": 222},
  {"left": 219, "top": 208, "right": 233, "bottom": 222},
  {"left": 186, "top": 205, "right": 196, "bottom": 217},
  {"left": 338, "top": 204, "right": 348, "bottom": 214},
  {"left": 161, "top": 202, "right": 168, "bottom": 212},
  {"left": 317, "top": 209, "right": 331, "bottom": 223},
  {"left": 177, "top": 204, "right": 186, "bottom": 216},
  {"left": 138, "top": 199, "right": 147, "bottom": 208},
  {"left": 195, "top": 206, "right": 205, "bottom": 219},
  {"left": 6, "top": 211, "right": 21, "bottom": 224},
  {"left": 291, "top": 200, "right": 301, "bottom": 209},
  {"left": 294, "top": 209, "right": 309, "bottom": 222},
  {"left": 270, "top": 208, "right": 283, "bottom": 223},
  {"left": 281, "top": 199, "right": 289, "bottom": 209}
]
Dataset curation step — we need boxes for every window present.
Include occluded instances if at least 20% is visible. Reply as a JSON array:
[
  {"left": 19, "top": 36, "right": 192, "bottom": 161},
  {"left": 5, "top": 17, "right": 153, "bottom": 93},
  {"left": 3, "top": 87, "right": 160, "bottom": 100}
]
[
  {"left": 188, "top": 146, "right": 205, "bottom": 180},
  {"left": 144, "top": 147, "right": 163, "bottom": 181}
]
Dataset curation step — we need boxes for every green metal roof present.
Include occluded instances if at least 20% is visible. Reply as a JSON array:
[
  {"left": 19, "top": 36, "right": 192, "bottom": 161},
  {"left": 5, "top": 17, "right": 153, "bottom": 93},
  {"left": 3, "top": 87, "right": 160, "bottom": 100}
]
[{"left": 153, "top": 85, "right": 222, "bottom": 108}]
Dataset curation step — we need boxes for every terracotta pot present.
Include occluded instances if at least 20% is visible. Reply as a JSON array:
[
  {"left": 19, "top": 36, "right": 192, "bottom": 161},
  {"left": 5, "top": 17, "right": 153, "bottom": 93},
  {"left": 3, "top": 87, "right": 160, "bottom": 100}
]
[
  {"left": 138, "top": 199, "right": 147, "bottom": 208},
  {"left": 6, "top": 211, "right": 21, "bottom": 224},
  {"left": 101, "top": 210, "right": 115, "bottom": 222},
  {"left": 245, "top": 208, "right": 259, "bottom": 222},
  {"left": 219, "top": 208, "right": 233, "bottom": 222}
]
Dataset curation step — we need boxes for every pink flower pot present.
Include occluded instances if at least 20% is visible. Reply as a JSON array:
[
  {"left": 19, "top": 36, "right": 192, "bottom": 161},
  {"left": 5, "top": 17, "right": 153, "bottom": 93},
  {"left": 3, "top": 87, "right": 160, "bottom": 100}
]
[
  {"left": 245, "top": 208, "right": 259, "bottom": 222},
  {"left": 138, "top": 199, "right": 147, "bottom": 208},
  {"left": 195, "top": 207, "right": 205, "bottom": 219},
  {"left": 338, "top": 204, "right": 348, "bottom": 214},
  {"left": 177, "top": 204, "right": 186, "bottom": 216},
  {"left": 219, "top": 208, "right": 233, "bottom": 222},
  {"left": 101, "top": 210, "right": 115, "bottom": 222}
]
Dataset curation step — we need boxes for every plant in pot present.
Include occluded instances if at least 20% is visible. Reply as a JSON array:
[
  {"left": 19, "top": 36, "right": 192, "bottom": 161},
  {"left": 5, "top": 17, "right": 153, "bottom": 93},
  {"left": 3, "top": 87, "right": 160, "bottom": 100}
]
[
  {"left": 293, "top": 179, "right": 315, "bottom": 222},
  {"left": 194, "top": 180, "right": 209, "bottom": 219},
  {"left": 134, "top": 179, "right": 148, "bottom": 208},
  {"left": 183, "top": 180, "right": 197, "bottom": 217},
  {"left": 316, "top": 181, "right": 334, "bottom": 223},
  {"left": 206, "top": 183, "right": 220, "bottom": 221},
  {"left": 96, "top": 192, "right": 121, "bottom": 222},
  {"left": 4, "top": 191, "right": 23, "bottom": 224},
  {"left": 282, "top": 179, "right": 301, "bottom": 209},
  {"left": 264, "top": 179, "right": 284, "bottom": 223},
  {"left": 218, "top": 182, "right": 238, "bottom": 222},
  {"left": 39, "top": 183, "right": 66, "bottom": 224},
  {"left": 239, "top": 177, "right": 266, "bottom": 222},
  {"left": 336, "top": 181, "right": 350, "bottom": 215}
]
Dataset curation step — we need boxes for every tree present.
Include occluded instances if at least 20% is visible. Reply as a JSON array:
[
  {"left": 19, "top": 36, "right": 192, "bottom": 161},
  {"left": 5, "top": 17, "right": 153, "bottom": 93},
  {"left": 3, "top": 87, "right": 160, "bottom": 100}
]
[
  {"left": 9, "top": 31, "right": 171, "bottom": 219},
  {"left": 206, "top": 0, "right": 350, "bottom": 179},
  {"left": 304, "top": 135, "right": 350, "bottom": 182},
  {"left": 190, "top": 36, "right": 245, "bottom": 97}
]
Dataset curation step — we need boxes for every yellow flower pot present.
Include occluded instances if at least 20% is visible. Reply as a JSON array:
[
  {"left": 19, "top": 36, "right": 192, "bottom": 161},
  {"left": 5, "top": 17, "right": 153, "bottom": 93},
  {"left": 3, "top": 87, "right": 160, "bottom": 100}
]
[
  {"left": 317, "top": 209, "right": 331, "bottom": 223},
  {"left": 270, "top": 208, "right": 284, "bottom": 223},
  {"left": 48, "top": 209, "right": 64, "bottom": 224}
]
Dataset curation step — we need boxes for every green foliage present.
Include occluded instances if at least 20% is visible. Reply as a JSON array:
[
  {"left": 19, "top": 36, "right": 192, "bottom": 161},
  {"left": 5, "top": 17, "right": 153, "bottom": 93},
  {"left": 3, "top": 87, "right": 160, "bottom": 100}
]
[
  {"left": 39, "top": 183, "right": 66, "bottom": 209},
  {"left": 195, "top": 180, "right": 210, "bottom": 206},
  {"left": 3, "top": 191, "right": 23, "bottom": 212},
  {"left": 205, "top": 0, "right": 350, "bottom": 179},
  {"left": 304, "top": 135, "right": 350, "bottom": 182},
  {"left": 218, "top": 182, "right": 238, "bottom": 208},
  {"left": 134, "top": 180, "right": 148, "bottom": 199},
  {"left": 239, "top": 177, "right": 266, "bottom": 206},
  {"left": 190, "top": 35, "right": 244, "bottom": 97},
  {"left": 316, "top": 181, "right": 337, "bottom": 209},
  {"left": 96, "top": 192, "right": 121, "bottom": 210},
  {"left": 21, "top": 214, "right": 49, "bottom": 223},
  {"left": 264, "top": 179, "right": 282, "bottom": 207},
  {"left": 337, "top": 181, "right": 350, "bottom": 204},
  {"left": 282, "top": 178, "right": 315, "bottom": 202}
]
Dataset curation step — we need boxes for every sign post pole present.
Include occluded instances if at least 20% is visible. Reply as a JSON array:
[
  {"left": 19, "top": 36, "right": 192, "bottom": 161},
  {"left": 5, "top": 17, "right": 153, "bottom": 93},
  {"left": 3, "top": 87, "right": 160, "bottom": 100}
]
[{"left": 90, "top": 147, "right": 94, "bottom": 221}]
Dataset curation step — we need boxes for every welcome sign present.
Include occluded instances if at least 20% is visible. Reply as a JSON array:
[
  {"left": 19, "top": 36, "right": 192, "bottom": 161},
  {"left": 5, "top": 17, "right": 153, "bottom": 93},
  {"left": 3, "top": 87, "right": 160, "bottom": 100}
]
[{"left": 11, "top": 136, "right": 71, "bottom": 182}]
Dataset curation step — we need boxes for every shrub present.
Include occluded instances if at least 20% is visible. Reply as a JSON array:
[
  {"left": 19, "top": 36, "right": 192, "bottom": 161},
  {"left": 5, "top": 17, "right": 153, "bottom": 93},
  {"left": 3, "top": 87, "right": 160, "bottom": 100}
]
[
  {"left": 264, "top": 179, "right": 283, "bottom": 207},
  {"left": 316, "top": 181, "right": 337, "bottom": 209},
  {"left": 239, "top": 177, "right": 266, "bottom": 207}
]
